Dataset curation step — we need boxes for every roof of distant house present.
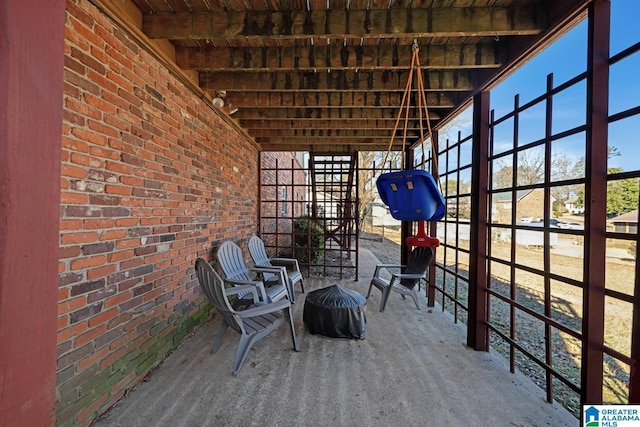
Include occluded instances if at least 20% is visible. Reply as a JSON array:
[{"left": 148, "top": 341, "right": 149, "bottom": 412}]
[
  {"left": 492, "top": 189, "right": 535, "bottom": 202},
  {"left": 492, "top": 188, "right": 555, "bottom": 203},
  {"left": 609, "top": 209, "right": 639, "bottom": 223}
]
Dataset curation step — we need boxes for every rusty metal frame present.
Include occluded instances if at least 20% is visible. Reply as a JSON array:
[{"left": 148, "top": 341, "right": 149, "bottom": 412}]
[
  {"left": 468, "top": 91, "right": 491, "bottom": 350},
  {"left": 259, "top": 154, "right": 359, "bottom": 279},
  {"left": 581, "top": 0, "right": 609, "bottom": 405}
]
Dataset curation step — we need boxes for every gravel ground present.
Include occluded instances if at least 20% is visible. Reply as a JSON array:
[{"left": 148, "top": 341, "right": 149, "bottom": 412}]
[{"left": 359, "top": 232, "right": 402, "bottom": 265}]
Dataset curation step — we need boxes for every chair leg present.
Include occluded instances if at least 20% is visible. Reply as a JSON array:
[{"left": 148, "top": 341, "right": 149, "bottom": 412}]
[
  {"left": 212, "top": 323, "right": 229, "bottom": 354},
  {"left": 366, "top": 281, "right": 374, "bottom": 299},
  {"left": 232, "top": 334, "right": 257, "bottom": 376},
  {"left": 409, "top": 288, "right": 420, "bottom": 310},
  {"left": 287, "top": 279, "right": 296, "bottom": 304},
  {"left": 286, "top": 306, "right": 300, "bottom": 352},
  {"left": 298, "top": 278, "right": 305, "bottom": 294},
  {"left": 379, "top": 285, "right": 393, "bottom": 313}
]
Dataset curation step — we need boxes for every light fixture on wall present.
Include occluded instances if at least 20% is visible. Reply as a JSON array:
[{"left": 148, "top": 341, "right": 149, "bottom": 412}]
[{"left": 212, "top": 90, "right": 226, "bottom": 109}]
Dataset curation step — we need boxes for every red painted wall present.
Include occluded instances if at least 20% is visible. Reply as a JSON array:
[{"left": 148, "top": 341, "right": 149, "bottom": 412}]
[{"left": 0, "top": 0, "right": 66, "bottom": 425}]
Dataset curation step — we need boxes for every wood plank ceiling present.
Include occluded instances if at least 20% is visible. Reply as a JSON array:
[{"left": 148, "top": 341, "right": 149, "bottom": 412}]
[{"left": 102, "top": 0, "right": 589, "bottom": 154}]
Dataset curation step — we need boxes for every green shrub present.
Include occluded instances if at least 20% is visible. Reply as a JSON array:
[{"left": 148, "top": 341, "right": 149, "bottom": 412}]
[{"left": 293, "top": 216, "right": 325, "bottom": 263}]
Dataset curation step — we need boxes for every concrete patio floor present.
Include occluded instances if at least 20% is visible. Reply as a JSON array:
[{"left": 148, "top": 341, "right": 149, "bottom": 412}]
[{"left": 93, "top": 249, "right": 578, "bottom": 427}]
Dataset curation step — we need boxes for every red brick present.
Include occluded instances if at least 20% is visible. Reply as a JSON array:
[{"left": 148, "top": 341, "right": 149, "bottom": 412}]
[
  {"left": 62, "top": 137, "right": 89, "bottom": 153},
  {"left": 119, "top": 258, "right": 143, "bottom": 270},
  {"left": 75, "top": 324, "right": 108, "bottom": 347},
  {"left": 77, "top": 346, "right": 109, "bottom": 372},
  {"left": 65, "top": 97, "right": 101, "bottom": 120},
  {"left": 84, "top": 219, "right": 116, "bottom": 230},
  {"left": 77, "top": 393, "right": 109, "bottom": 427},
  {"left": 87, "top": 264, "right": 117, "bottom": 280},
  {"left": 104, "top": 184, "right": 132, "bottom": 196},
  {"left": 88, "top": 307, "right": 119, "bottom": 328},
  {"left": 143, "top": 288, "right": 164, "bottom": 302},
  {"left": 87, "top": 119, "right": 118, "bottom": 139},
  {"left": 69, "top": 153, "right": 103, "bottom": 170},
  {"left": 57, "top": 320, "right": 88, "bottom": 342},
  {"left": 59, "top": 287, "right": 70, "bottom": 300},
  {"left": 114, "top": 218, "right": 139, "bottom": 227},
  {"left": 104, "top": 292, "right": 131, "bottom": 309},
  {"left": 60, "top": 219, "right": 84, "bottom": 230},
  {"left": 61, "top": 231, "right": 100, "bottom": 245},
  {"left": 101, "top": 230, "right": 127, "bottom": 241},
  {"left": 115, "top": 238, "right": 139, "bottom": 249},
  {"left": 58, "top": 315, "right": 69, "bottom": 331},
  {"left": 105, "top": 160, "right": 133, "bottom": 175},
  {"left": 59, "top": 246, "right": 82, "bottom": 260},
  {"left": 70, "top": 255, "right": 107, "bottom": 270},
  {"left": 89, "top": 146, "right": 120, "bottom": 161},
  {"left": 120, "top": 176, "right": 144, "bottom": 187},
  {"left": 99, "top": 346, "right": 127, "bottom": 370},
  {"left": 61, "top": 164, "right": 88, "bottom": 179}
]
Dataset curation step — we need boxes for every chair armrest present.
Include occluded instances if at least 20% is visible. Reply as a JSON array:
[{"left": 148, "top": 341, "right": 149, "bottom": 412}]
[
  {"left": 251, "top": 266, "right": 288, "bottom": 284},
  {"left": 373, "top": 264, "right": 406, "bottom": 277},
  {"left": 224, "top": 278, "right": 267, "bottom": 302},
  {"left": 392, "top": 272, "right": 426, "bottom": 280},
  {"left": 376, "top": 263, "right": 406, "bottom": 269},
  {"left": 249, "top": 265, "right": 284, "bottom": 274},
  {"left": 225, "top": 284, "right": 259, "bottom": 304},
  {"left": 236, "top": 298, "right": 291, "bottom": 318},
  {"left": 252, "top": 266, "right": 292, "bottom": 299},
  {"left": 251, "top": 265, "right": 286, "bottom": 273},
  {"left": 269, "top": 258, "right": 301, "bottom": 272}
]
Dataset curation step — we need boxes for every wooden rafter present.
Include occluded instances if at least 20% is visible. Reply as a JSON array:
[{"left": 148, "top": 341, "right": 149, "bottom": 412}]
[{"left": 94, "top": 0, "right": 590, "bottom": 153}]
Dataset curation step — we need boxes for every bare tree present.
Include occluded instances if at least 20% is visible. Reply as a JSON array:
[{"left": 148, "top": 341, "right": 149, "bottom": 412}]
[
  {"left": 357, "top": 151, "right": 402, "bottom": 230},
  {"left": 550, "top": 152, "right": 584, "bottom": 211}
]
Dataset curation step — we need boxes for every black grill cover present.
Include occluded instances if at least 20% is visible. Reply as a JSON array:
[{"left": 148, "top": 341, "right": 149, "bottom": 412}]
[{"left": 303, "top": 285, "right": 366, "bottom": 339}]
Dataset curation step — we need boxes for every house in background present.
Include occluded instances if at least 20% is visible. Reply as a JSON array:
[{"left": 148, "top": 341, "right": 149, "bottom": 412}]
[
  {"left": 369, "top": 202, "right": 401, "bottom": 228},
  {"left": 609, "top": 209, "right": 639, "bottom": 234},
  {"left": 565, "top": 198, "right": 585, "bottom": 214},
  {"left": 492, "top": 189, "right": 555, "bottom": 224}
]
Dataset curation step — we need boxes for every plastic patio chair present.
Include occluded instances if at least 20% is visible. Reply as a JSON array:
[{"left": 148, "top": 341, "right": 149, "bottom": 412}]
[
  {"left": 366, "top": 246, "right": 434, "bottom": 312},
  {"left": 216, "top": 240, "right": 291, "bottom": 304},
  {"left": 248, "top": 234, "right": 305, "bottom": 303},
  {"left": 195, "top": 258, "right": 300, "bottom": 375}
]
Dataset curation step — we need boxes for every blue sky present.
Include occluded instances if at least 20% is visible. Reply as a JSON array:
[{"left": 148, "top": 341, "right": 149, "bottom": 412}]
[{"left": 447, "top": 0, "right": 639, "bottom": 174}]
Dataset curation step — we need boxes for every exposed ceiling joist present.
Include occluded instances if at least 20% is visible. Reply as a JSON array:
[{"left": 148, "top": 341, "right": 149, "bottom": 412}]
[
  {"left": 175, "top": 43, "right": 505, "bottom": 71},
  {"left": 142, "top": 7, "right": 545, "bottom": 40},
  {"left": 96, "top": 0, "right": 591, "bottom": 154}
]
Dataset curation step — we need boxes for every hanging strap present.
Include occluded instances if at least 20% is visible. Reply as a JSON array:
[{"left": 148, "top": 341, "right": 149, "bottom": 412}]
[{"left": 379, "top": 41, "right": 440, "bottom": 188}]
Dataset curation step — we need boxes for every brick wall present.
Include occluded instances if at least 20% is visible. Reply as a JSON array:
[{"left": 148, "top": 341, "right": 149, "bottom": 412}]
[{"left": 57, "top": 1, "right": 299, "bottom": 425}]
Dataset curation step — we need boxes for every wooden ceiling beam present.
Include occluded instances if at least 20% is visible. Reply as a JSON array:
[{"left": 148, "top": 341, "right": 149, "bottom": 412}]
[
  {"left": 232, "top": 107, "right": 443, "bottom": 119},
  {"left": 238, "top": 118, "right": 440, "bottom": 128},
  {"left": 142, "top": 7, "right": 545, "bottom": 40},
  {"left": 222, "top": 91, "right": 459, "bottom": 108},
  {"left": 256, "top": 132, "right": 431, "bottom": 150},
  {"left": 258, "top": 142, "right": 395, "bottom": 153},
  {"left": 199, "top": 69, "right": 476, "bottom": 91},
  {"left": 175, "top": 43, "right": 504, "bottom": 71},
  {"left": 248, "top": 128, "right": 427, "bottom": 138},
  {"left": 256, "top": 134, "right": 418, "bottom": 140}
]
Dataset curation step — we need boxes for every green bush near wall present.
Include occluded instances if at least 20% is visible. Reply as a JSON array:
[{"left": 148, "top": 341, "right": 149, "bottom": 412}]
[{"left": 293, "top": 216, "right": 325, "bottom": 263}]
